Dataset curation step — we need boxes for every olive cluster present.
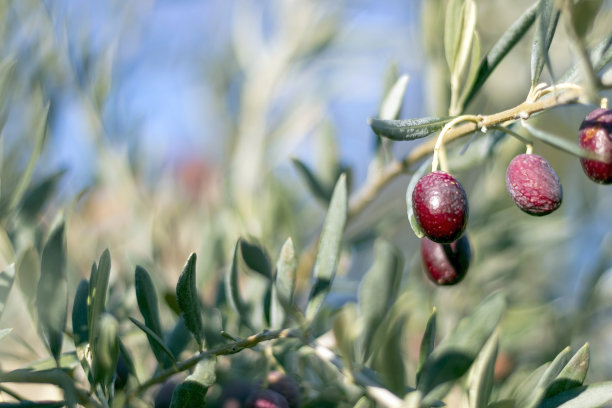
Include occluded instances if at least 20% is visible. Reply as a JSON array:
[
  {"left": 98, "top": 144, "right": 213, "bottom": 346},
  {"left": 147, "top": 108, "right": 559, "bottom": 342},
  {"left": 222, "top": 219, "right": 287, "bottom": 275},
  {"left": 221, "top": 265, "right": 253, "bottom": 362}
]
[{"left": 415, "top": 108, "right": 612, "bottom": 286}]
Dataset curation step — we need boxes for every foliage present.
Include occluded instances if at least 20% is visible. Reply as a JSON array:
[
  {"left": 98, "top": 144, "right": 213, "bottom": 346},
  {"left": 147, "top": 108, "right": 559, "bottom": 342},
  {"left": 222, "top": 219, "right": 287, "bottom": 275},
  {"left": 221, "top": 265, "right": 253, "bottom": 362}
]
[{"left": 0, "top": 1, "right": 610, "bottom": 408}]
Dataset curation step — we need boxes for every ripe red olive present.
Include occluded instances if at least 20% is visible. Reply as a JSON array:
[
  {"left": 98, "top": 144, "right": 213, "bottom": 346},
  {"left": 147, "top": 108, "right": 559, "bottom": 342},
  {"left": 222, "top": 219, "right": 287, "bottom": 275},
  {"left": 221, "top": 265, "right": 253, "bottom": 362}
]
[
  {"left": 505, "top": 154, "right": 562, "bottom": 216},
  {"left": 421, "top": 235, "right": 471, "bottom": 285},
  {"left": 412, "top": 171, "right": 469, "bottom": 243},
  {"left": 578, "top": 108, "right": 612, "bottom": 184}
]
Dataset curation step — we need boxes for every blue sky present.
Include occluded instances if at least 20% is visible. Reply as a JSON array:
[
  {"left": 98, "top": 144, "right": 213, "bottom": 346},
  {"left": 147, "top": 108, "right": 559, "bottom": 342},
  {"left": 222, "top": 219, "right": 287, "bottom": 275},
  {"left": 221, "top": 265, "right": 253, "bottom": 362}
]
[{"left": 44, "top": 0, "right": 426, "bottom": 189}]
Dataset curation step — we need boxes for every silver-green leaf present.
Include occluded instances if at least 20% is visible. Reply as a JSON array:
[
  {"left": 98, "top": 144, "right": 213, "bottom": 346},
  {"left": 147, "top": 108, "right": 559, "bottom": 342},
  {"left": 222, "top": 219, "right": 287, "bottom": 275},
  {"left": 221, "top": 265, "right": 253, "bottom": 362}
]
[
  {"left": 36, "top": 222, "right": 67, "bottom": 362},
  {"left": 358, "top": 239, "right": 403, "bottom": 361},
  {"left": 305, "top": 174, "right": 347, "bottom": 322}
]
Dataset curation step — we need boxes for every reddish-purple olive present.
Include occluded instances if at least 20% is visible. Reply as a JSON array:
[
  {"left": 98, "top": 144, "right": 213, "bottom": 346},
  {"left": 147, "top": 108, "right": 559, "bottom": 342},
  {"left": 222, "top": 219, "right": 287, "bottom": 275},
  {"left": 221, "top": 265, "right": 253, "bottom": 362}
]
[
  {"left": 505, "top": 154, "right": 562, "bottom": 216},
  {"left": 421, "top": 235, "right": 471, "bottom": 285},
  {"left": 412, "top": 171, "right": 468, "bottom": 243},
  {"left": 246, "top": 389, "right": 289, "bottom": 408},
  {"left": 267, "top": 372, "right": 300, "bottom": 408},
  {"left": 578, "top": 108, "right": 612, "bottom": 184}
]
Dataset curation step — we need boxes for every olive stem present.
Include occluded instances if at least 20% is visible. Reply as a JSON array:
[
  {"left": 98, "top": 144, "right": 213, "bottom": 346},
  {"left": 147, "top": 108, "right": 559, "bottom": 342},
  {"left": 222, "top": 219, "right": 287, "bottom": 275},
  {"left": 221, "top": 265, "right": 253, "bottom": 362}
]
[
  {"left": 431, "top": 115, "right": 482, "bottom": 173},
  {"left": 348, "top": 83, "right": 590, "bottom": 219},
  {"left": 129, "top": 328, "right": 298, "bottom": 398}
]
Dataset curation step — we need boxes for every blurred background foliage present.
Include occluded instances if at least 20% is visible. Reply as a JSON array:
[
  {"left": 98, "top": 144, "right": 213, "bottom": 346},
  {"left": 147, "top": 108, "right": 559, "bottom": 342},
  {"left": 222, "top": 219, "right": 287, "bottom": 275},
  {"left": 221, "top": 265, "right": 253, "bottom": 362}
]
[{"left": 0, "top": 0, "right": 610, "bottom": 406}]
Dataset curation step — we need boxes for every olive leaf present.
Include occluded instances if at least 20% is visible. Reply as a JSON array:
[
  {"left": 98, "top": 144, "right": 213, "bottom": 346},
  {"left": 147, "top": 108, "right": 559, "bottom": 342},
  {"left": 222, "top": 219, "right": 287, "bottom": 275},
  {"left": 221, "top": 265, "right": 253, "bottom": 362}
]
[
  {"left": 368, "top": 116, "right": 453, "bottom": 141},
  {"left": 462, "top": 1, "right": 540, "bottom": 108},
  {"left": 36, "top": 222, "right": 67, "bottom": 362},
  {"left": 305, "top": 174, "right": 347, "bottom": 322},
  {"left": 531, "top": 0, "right": 560, "bottom": 85},
  {"left": 71, "top": 279, "right": 89, "bottom": 347},
  {"left": 176, "top": 253, "right": 203, "bottom": 350},
  {"left": 88, "top": 249, "right": 111, "bottom": 350},
  {"left": 135, "top": 265, "right": 169, "bottom": 365},
  {"left": 358, "top": 239, "right": 403, "bottom": 362},
  {"left": 417, "top": 308, "right": 437, "bottom": 385},
  {"left": 418, "top": 293, "right": 506, "bottom": 403}
]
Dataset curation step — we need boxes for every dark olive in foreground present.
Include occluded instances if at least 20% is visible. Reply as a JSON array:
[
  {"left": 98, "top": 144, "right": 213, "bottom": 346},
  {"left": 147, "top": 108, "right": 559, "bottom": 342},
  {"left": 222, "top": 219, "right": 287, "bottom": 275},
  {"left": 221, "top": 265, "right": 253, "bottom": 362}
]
[
  {"left": 246, "top": 389, "right": 289, "bottom": 408},
  {"left": 421, "top": 235, "right": 471, "bottom": 285}
]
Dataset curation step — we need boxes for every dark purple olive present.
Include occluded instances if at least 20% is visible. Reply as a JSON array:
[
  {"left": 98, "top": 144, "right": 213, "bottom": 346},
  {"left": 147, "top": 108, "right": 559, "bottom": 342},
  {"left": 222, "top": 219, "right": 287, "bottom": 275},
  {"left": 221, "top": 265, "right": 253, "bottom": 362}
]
[
  {"left": 421, "top": 235, "right": 471, "bottom": 285},
  {"left": 412, "top": 171, "right": 468, "bottom": 243},
  {"left": 578, "top": 108, "right": 612, "bottom": 184},
  {"left": 505, "top": 154, "right": 562, "bottom": 216},
  {"left": 267, "top": 371, "right": 300, "bottom": 408},
  {"left": 246, "top": 389, "right": 289, "bottom": 408}
]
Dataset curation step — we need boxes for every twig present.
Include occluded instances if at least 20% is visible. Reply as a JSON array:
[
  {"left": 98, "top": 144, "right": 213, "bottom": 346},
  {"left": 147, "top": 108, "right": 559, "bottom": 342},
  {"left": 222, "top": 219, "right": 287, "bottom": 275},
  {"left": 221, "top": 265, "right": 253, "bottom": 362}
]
[
  {"left": 129, "top": 328, "right": 298, "bottom": 397},
  {"left": 347, "top": 85, "right": 585, "bottom": 218}
]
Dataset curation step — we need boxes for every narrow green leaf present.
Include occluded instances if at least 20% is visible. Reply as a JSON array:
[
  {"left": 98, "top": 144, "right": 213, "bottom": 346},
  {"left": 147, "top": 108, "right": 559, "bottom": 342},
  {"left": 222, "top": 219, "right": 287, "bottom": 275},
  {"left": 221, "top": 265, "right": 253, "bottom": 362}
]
[
  {"left": 36, "top": 222, "right": 67, "bottom": 362},
  {"left": 274, "top": 237, "right": 297, "bottom": 308},
  {"left": 445, "top": 0, "right": 464, "bottom": 70},
  {"left": 170, "top": 381, "right": 208, "bottom": 408},
  {"left": 16, "top": 247, "right": 40, "bottom": 321},
  {"left": 538, "top": 382, "right": 612, "bottom": 408},
  {"left": 417, "top": 308, "right": 437, "bottom": 385},
  {"left": 71, "top": 279, "right": 89, "bottom": 347},
  {"left": 452, "top": 0, "right": 477, "bottom": 84},
  {"left": 291, "top": 157, "right": 333, "bottom": 203},
  {"left": 467, "top": 330, "right": 500, "bottom": 408},
  {"left": 239, "top": 239, "right": 272, "bottom": 278},
  {"left": 545, "top": 343, "right": 590, "bottom": 399},
  {"left": 406, "top": 160, "right": 432, "bottom": 239},
  {"left": 135, "top": 266, "right": 168, "bottom": 365},
  {"left": 521, "top": 122, "right": 605, "bottom": 161},
  {"left": 368, "top": 116, "right": 453, "bottom": 141},
  {"left": 370, "top": 313, "right": 407, "bottom": 395},
  {"left": 8, "top": 105, "right": 49, "bottom": 212},
  {"left": 88, "top": 249, "right": 111, "bottom": 351},
  {"left": 531, "top": 0, "right": 560, "bottom": 85},
  {"left": 271, "top": 237, "right": 297, "bottom": 329},
  {"left": 333, "top": 303, "right": 359, "bottom": 373},
  {"left": 0, "top": 263, "right": 15, "bottom": 320},
  {"left": 521, "top": 347, "right": 572, "bottom": 408},
  {"left": 459, "top": 31, "right": 482, "bottom": 109},
  {"left": 463, "top": 1, "right": 539, "bottom": 108},
  {"left": 379, "top": 74, "right": 410, "bottom": 120},
  {"left": 129, "top": 317, "right": 176, "bottom": 364},
  {"left": 305, "top": 174, "right": 348, "bottom": 322},
  {"left": 91, "top": 314, "right": 119, "bottom": 388},
  {"left": 358, "top": 239, "right": 403, "bottom": 361},
  {"left": 226, "top": 240, "right": 252, "bottom": 329},
  {"left": 418, "top": 293, "right": 506, "bottom": 401},
  {"left": 176, "top": 253, "right": 203, "bottom": 349}
]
